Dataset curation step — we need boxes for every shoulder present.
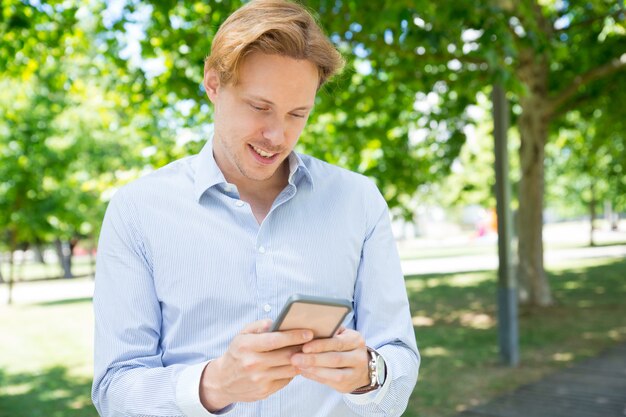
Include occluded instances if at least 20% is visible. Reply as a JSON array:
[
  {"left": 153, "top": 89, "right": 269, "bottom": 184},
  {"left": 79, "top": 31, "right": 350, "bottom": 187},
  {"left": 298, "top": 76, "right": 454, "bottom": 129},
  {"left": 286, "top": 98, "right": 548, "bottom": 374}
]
[
  {"left": 300, "top": 153, "right": 380, "bottom": 195},
  {"left": 298, "top": 153, "right": 388, "bottom": 218},
  {"left": 109, "top": 155, "right": 196, "bottom": 209}
]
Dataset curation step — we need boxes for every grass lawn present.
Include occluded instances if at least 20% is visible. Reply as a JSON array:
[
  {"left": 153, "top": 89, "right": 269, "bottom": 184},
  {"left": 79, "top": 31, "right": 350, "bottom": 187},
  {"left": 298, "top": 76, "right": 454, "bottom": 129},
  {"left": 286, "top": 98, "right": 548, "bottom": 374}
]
[
  {"left": 0, "top": 298, "right": 96, "bottom": 417},
  {"left": 403, "top": 256, "right": 626, "bottom": 417},
  {"left": 0, "top": 256, "right": 624, "bottom": 416}
]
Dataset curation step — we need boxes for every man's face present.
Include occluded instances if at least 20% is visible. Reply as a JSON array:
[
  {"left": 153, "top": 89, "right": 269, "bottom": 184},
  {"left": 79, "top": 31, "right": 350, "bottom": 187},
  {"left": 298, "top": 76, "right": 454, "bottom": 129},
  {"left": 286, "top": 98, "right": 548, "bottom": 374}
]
[{"left": 204, "top": 52, "right": 319, "bottom": 186}]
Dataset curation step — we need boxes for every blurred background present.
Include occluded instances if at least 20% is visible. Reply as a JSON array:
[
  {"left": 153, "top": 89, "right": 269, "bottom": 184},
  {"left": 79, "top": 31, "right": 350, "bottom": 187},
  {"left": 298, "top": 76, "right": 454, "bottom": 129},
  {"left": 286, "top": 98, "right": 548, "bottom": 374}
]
[{"left": 1, "top": 1, "right": 625, "bottom": 416}]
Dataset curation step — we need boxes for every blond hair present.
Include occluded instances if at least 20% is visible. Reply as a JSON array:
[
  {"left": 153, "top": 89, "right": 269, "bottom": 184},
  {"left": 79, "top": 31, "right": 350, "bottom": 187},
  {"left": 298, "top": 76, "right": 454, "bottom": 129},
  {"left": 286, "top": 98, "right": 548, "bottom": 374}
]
[{"left": 204, "top": 0, "right": 344, "bottom": 88}]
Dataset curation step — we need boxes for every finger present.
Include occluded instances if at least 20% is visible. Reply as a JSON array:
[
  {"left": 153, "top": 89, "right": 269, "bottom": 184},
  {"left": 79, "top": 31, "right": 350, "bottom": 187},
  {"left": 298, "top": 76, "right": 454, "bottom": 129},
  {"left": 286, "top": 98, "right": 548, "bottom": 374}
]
[
  {"left": 267, "top": 377, "right": 296, "bottom": 393},
  {"left": 240, "top": 319, "right": 273, "bottom": 335},
  {"left": 264, "top": 364, "right": 301, "bottom": 380},
  {"left": 247, "top": 329, "right": 314, "bottom": 352},
  {"left": 291, "top": 351, "right": 355, "bottom": 369},
  {"left": 302, "top": 329, "right": 364, "bottom": 354},
  {"left": 257, "top": 345, "right": 304, "bottom": 368},
  {"left": 299, "top": 367, "right": 355, "bottom": 392}
]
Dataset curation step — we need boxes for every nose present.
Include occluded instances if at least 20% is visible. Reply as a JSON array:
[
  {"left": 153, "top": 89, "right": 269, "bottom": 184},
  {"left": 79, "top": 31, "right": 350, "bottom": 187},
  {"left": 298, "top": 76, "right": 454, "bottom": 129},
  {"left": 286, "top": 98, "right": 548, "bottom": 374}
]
[{"left": 261, "top": 114, "right": 287, "bottom": 145}]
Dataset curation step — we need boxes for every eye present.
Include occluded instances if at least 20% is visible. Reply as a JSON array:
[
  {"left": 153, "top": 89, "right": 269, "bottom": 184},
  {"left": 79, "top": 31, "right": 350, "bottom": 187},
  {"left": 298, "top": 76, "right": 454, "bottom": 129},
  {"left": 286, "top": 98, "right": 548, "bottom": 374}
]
[
  {"left": 290, "top": 113, "right": 306, "bottom": 119},
  {"left": 250, "top": 103, "right": 269, "bottom": 112}
]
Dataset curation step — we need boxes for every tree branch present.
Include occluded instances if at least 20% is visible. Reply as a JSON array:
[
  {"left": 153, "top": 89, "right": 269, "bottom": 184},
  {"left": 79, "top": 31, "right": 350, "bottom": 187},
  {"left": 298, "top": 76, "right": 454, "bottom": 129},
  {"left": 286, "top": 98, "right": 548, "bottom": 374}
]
[
  {"left": 551, "top": 91, "right": 595, "bottom": 120},
  {"left": 549, "top": 55, "right": 626, "bottom": 116},
  {"left": 554, "top": 8, "right": 625, "bottom": 34}
]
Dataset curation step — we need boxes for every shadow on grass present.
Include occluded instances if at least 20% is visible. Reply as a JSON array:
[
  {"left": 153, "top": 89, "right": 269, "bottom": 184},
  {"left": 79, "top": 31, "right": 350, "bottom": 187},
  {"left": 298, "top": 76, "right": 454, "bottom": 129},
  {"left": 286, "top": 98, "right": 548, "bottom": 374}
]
[
  {"left": 0, "top": 366, "right": 97, "bottom": 417},
  {"left": 402, "top": 257, "right": 626, "bottom": 417}
]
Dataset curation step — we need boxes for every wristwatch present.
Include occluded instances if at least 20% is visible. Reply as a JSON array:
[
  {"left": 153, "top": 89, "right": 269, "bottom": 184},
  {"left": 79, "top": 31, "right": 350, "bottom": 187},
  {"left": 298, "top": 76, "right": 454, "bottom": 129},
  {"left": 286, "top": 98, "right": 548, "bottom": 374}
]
[{"left": 351, "top": 347, "right": 386, "bottom": 394}]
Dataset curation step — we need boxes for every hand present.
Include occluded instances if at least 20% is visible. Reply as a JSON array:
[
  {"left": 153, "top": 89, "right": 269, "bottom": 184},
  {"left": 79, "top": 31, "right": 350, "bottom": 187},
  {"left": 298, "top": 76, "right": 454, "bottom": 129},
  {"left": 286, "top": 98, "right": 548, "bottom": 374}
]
[
  {"left": 199, "top": 319, "right": 314, "bottom": 411},
  {"left": 290, "top": 327, "right": 370, "bottom": 393}
]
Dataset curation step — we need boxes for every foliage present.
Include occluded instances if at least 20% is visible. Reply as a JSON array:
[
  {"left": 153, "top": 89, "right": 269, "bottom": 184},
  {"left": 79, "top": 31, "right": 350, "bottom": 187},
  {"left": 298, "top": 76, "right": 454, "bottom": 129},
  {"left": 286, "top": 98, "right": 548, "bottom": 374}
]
[
  {"left": 546, "top": 110, "right": 626, "bottom": 219},
  {"left": 0, "top": 0, "right": 147, "bottom": 255},
  {"left": 2, "top": 0, "right": 625, "bottom": 303}
]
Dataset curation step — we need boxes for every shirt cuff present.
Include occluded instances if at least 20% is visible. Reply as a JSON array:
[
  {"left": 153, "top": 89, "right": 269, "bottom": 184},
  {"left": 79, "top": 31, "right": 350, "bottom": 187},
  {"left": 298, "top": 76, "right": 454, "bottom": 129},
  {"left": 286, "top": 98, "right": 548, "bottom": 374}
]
[
  {"left": 344, "top": 352, "right": 393, "bottom": 406},
  {"left": 176, "top": 361, "right": 235, "bottom": 416}
]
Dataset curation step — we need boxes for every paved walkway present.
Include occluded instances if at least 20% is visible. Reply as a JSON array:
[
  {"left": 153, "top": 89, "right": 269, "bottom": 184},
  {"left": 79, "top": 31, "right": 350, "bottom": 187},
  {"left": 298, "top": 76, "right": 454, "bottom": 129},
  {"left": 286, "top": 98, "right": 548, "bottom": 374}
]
[
  {"left": 456, "top": 342, "right": 626, "bottom": 417},
  {"left": 1, "top": 244, "right": 626, "bottom": 305},
  {"left": 401, "top": 244, "right": 626, "bottom": 276}
]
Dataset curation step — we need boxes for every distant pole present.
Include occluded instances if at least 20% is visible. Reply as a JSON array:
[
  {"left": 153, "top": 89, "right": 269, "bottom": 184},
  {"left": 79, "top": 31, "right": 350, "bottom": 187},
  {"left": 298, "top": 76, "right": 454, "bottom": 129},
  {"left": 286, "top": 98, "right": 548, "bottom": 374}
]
[{"left": 492, "top": 84, "right": 519, "bottom": 366}]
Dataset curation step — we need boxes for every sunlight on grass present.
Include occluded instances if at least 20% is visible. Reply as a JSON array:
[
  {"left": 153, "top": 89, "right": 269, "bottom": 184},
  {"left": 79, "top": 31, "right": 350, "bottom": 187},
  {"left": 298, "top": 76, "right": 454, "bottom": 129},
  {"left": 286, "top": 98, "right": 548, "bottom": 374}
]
[
  {"left": 552, "top": 352, "right": 574, "bottom": 362},
  {"left": 406, "top": 272, "right": 492, "bottom": 292},
  {"left": 0, "top": 382, "right": 33, "bottom": 396},
  {"left": 563, "top": 281, "right": 582, "bottom": 289},
  {"left": 45, "top": 388, "right": 73, "bottom": 400},
  {"left": 412, "top": 315, "right": 435, "bottom": 326},
  {"left": 449, "top": 273, "right": 492, "bottom": 287},
  {"left": 422, "top": 346, "right": 451, "bottom": 357},
  {"left": 608, "top": 328, "right": 626, "bottom": 340},
  {"left": 460, "top": 312, "right": 495, "bottom": 329}
]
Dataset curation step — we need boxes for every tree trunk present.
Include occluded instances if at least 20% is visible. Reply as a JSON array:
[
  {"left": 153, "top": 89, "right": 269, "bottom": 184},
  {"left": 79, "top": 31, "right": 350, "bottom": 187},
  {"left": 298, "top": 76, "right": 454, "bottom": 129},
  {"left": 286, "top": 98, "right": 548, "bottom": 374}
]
[
  {"left": 516, "top": 50, "right": 553, "bottom": 307},
  {"left": 611, "top": 213, "right": 619, "bottom": 231},
  {"left": 8, "top": 247, "right": 15, "bottom": 305},
  {"left": 589, "top": 184, "right": 596, "bottom": 247},
  {"left": 34, "top": 242, "right": 46, "bottom": 264},
  {"left": 88, "top": 236, "right": 97, "bottom": 279},
  {"left": 5, "top": 229, "right": 18, "bottom": 304},
  {"left": 54, "top": 238, "right": 73, "bottom": 278}
]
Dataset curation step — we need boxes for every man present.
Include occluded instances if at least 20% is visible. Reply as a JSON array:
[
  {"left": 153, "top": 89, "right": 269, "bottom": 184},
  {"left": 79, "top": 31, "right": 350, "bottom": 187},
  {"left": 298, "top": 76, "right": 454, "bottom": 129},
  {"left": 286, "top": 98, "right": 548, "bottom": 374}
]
[{"left": 92, "top": 1, "right": 419, "bottom": 416}]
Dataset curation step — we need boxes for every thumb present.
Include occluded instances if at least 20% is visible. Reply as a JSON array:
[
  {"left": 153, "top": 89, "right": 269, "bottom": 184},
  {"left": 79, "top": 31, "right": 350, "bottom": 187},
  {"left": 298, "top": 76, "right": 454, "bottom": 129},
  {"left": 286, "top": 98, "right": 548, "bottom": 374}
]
[{"left": 240, "top": 319, "right": 273, "bottom": 335}]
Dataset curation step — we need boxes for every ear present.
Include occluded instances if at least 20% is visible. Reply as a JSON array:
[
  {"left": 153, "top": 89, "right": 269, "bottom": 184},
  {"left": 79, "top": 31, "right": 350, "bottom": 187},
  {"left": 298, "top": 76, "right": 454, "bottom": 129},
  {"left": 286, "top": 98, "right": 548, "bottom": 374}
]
[{"left": 204, "top": 68, "right": 220, "bottom": 103}]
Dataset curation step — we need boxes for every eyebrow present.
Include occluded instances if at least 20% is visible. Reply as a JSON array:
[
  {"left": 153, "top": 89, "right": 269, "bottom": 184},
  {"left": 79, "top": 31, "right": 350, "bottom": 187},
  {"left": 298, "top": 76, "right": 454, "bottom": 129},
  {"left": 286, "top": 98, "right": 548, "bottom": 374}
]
[{"left": 246, "top": 94, "right": 313, "bottom": 112}]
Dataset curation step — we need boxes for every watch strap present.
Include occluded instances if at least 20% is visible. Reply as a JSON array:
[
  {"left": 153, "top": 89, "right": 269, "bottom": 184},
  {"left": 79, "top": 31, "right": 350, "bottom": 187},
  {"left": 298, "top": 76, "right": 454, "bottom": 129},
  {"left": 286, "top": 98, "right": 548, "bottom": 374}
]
[{"left": 351, "top": 347, "right": 383, "bottom": 394}]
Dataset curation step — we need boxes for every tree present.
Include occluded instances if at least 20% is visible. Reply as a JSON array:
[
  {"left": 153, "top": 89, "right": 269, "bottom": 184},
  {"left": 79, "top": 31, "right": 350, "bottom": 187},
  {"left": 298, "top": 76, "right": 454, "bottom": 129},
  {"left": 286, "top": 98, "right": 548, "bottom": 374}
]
[
  {"left": 0, "top": 0, "right": 149, "bottom": 284},
  {"left": 103, "top": 0, "right": 626, "bottom": 306}
]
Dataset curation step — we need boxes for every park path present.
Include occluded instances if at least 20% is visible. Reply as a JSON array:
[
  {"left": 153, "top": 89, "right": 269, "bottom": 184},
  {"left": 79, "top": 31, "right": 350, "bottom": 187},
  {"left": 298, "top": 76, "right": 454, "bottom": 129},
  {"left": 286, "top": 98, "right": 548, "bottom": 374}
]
[
  {"left": 1, "top": 243, "right": 625, "bottom": 305},
  {"left": 400, "top": 243, "right": 626, "bottom": 275},
  {"left": 455, "top": 342, "right": 626, "bottom": 417}
]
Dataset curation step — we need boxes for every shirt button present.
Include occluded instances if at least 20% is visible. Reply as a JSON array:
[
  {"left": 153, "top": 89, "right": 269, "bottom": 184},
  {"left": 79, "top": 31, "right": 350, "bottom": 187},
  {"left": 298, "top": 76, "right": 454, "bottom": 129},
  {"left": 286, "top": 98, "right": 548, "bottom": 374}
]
[
  {"left": 263, "top": 304, "right": 272, "bottom": 312},
  {"left": 235, "top": 200, "right": 244, "bottom": 207},
  {"left": 258, "top": 246, "right": 266, "bottom": 254}
]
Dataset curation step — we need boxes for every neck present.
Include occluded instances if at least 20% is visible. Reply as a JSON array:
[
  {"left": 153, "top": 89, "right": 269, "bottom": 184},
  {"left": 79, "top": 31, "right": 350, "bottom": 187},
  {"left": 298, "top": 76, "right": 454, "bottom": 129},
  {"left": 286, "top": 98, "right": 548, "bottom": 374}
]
[{"left": 236, "top": 161, "right": 290, "bottom": 200}]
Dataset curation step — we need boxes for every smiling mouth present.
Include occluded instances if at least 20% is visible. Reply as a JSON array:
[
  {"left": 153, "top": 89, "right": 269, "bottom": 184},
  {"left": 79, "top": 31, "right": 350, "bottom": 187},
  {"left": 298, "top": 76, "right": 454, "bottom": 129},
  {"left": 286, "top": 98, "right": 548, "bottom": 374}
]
[{"left": 249, "top": 144, "right": 278, "bottom": 159}]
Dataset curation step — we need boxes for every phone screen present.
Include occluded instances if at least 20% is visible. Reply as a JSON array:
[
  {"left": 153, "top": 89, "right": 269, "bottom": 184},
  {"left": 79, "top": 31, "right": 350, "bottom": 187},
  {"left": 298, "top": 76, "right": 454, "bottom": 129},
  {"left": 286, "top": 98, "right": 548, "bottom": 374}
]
[{"left": 271, "top": 295, "right": 352, "bottom": 339}]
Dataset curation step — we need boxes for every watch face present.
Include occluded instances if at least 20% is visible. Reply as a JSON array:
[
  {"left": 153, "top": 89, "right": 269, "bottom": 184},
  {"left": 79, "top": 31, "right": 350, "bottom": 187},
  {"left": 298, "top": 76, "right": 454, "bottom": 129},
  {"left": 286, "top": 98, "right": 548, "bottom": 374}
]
[{"left": 375, "top": 354, "right": 386, "bottom": 385}]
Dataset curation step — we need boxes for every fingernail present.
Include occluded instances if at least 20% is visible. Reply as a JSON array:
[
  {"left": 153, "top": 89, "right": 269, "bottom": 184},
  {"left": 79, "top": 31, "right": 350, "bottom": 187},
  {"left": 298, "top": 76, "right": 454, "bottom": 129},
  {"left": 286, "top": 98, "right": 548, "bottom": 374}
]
[{"left": 302, "top": 331, "right": 313, "bottom": 340}]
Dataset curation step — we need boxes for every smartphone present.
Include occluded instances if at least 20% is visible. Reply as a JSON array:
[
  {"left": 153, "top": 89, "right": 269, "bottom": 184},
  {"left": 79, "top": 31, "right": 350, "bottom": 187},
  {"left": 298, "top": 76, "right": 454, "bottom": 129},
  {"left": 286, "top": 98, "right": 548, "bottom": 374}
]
[{"left": 271, "top": 294, "right": 353, "bottom": 339}]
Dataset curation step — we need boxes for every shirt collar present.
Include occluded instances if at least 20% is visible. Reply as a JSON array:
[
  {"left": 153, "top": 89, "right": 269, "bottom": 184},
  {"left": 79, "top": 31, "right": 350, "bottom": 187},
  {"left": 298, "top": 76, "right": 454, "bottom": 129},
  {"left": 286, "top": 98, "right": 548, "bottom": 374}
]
[
  {"left": 193, "top": 136, "right": 314, "bottom": 202},
  {"left": 287, "top": 151, "right": 314, "bottom": 189},
  {"left": 193, "top": 137, "right": 227, "bottom": 202}
]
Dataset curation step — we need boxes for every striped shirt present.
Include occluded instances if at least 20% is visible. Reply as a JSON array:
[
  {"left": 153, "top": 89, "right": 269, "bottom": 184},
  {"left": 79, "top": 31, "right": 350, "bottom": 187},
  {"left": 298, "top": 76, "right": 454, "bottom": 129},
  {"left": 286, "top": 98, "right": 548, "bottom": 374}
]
[{"left": 92, "top": 138, "right": 419, "bottom": 417}]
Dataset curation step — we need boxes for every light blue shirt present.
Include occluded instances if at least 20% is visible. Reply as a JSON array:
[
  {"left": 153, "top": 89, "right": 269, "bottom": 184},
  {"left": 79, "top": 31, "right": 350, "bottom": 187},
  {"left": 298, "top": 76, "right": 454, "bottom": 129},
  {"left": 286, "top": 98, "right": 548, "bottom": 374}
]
[{"left": 92, "top": 138, "right": 419, "bottom": 417}]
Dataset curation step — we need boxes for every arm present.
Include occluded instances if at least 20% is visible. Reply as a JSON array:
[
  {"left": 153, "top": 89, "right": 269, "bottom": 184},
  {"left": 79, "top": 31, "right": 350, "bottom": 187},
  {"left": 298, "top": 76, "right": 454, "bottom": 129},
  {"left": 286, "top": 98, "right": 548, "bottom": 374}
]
[
  {"left": 345, "top": 197, "right": 420, "bottom": 415},
  {"left": 92, "top": 190, "right": 315, "bottom": 416},
  {"left": 92, "top": 189, "right": 193, "bottom": 417},
  {"left": 291, "top": 187, "right": 420, "bottom": 416}
]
